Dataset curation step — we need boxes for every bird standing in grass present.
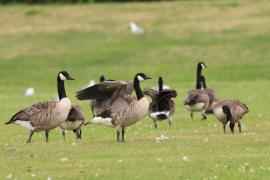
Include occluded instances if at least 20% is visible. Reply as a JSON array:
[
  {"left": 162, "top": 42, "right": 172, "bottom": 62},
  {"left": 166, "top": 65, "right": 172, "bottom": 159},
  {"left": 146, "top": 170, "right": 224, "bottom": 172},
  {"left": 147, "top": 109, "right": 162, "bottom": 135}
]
[
  {"left": 184, "top": 62, "right": 210, "bottom": 120},
  {"left": 6, "top": 71, "right": 74, "bottom": 143},
  {"left": 76, "top": 73, "right": 151, "bottom": 142},
  {"left": 143, "top": 77, "right": 177, "bottom": 128},
  {"left": 60, "top": 105, "right": 85, "bottom": 140},
  {"left": 213, "top": 99, "right": 249, "bottom": 133}
]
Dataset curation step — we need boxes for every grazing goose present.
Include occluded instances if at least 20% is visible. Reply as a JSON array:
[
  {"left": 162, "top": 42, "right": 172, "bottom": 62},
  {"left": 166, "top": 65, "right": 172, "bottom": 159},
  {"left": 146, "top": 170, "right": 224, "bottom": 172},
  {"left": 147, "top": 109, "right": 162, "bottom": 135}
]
[
  {"left": 89, "top": 75, "right": 106, "bottom": 117},
  {"left": 143, "top": 77, "right": 177, "bottom": 128},
  {"left": 213, "top": 99, "right": 249, "bottom": 133},
  {"left": 5, "top": 71, "right": 74, "bottom": 143},
  {"left": 60, "top": 105, "right": 85, "bottom": 140},
  {"left": 76, "top": 73, "right": 151, "bottom": 142},
  {"left": 184, "top": 62, "right": 210, "bottom": 120}
]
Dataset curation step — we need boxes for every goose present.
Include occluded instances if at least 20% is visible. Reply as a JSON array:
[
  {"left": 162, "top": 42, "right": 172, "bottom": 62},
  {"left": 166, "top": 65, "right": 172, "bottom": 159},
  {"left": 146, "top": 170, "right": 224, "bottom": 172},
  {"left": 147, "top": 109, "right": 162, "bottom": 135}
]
[
  {"left": 213, "top": 99, "right": 249, "bottom": 133},
  {"left": 76, "top": 73, "right": 151, "bottom": 142},
  {"left": 184, "top": 62, "right": 210, "bottom": 120},
  {"left": 5, "top": 71, "right": 74, "bottom": 143},
  {"left": 89, "top": 75, "right": 106, "bottom": 117},
  {"left": 143, "top": 77, "right": 177, "bottom": 128},
  {"left": 59, "top": 105, "right": 85, "bottom": 140}
]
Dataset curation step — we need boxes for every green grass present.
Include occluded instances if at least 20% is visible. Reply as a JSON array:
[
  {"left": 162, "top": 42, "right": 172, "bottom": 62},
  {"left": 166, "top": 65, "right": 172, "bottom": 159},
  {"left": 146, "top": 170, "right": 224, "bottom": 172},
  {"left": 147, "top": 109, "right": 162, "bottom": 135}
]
[{"left": 1, "top": 0, "right": 270, "bottom": 179}]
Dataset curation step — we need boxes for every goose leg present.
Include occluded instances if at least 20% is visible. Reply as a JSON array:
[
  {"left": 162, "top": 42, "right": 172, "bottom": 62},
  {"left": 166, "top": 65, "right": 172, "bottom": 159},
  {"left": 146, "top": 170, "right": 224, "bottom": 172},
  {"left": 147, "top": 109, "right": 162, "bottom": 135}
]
[
  {"left": 168, "top": 118, "right": 172, "bottom": 128},
  {"left": 26, "top": 130, "right": 34, "bottom": 143},
  {"left": 190, "top": 112, "right": 194, "bottom": 119},
  {"left": 201, "top": 110, "right": 207, "bottom": 120},
  {"left": 153, "top": 119, "right": 157, "bottom": 129},
  {"left": 45, "top": 130, "right": 49, "bottom": 142},
  {"left": 91, "top": 106, "right": 95, "bottom": 118},
  {"left": 76, "top": 128, "right": 82, "bottom": 139},
  {"left": 238, "top": 122, "right": 241, "bottom": 133},
  {"left": 223, "top": 124, "right": 226, "bottom": 133},
  {"left": 116, "top": 128, "right": 120, "bottom": 142},
  {"left": 62, "top": 129, "right": 66, "bottom": 141},
  {"left": 229, "top": 123, "right": 235, "bottom": 134},
  {"left": 121, "top": 128, "right": 125, "bottom": 143}
]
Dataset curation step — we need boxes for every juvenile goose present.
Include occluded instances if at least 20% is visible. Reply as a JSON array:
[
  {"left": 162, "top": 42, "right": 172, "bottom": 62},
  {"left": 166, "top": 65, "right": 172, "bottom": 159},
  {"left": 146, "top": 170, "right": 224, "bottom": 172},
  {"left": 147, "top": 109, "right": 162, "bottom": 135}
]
[
  {"left": 184, "top": 62, "right": 209, "bottom": 120},
  {"left": 60, "top": 105, "right": 85, "bottom": 140},
  {"left": 76, "top": 73, "right": 151, "bottom": 142},
  {"left": 5, "top": 71, "right": 74, "bottom": 143},
  {"left": 213, "top": 99, "right": 249, "bottom": 133},
  {"left": 143, "top": 77, "right": 177, "bottom": 128},
  {"left": 89, "top": 75, "right": 106, "bottom": 117}
]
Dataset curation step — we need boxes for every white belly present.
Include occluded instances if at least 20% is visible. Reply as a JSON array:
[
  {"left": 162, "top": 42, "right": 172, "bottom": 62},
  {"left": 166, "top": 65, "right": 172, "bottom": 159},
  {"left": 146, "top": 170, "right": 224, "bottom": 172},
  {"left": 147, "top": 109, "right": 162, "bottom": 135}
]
[
  {"left": 15, "top": 120, "right": 34, "bottom": 130},
  {"left": 185, "top": 103, "right": 205, "bottom": 111},
  {"left": 150, "top": 111, "right": 170, "bottom": 120},
  {"left": 60, "top": 120, "right": 83, "bottom": 130}
]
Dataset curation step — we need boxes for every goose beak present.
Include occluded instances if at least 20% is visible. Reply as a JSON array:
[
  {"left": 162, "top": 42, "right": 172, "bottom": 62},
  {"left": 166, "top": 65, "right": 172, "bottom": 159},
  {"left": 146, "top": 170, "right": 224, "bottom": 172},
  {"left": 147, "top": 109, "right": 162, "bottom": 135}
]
[
  {"left": 67, "top": 76, "right": 75, "bottom": 80},
  {"left": 145, "top": 76, "right": 152, "bottom": 80}
]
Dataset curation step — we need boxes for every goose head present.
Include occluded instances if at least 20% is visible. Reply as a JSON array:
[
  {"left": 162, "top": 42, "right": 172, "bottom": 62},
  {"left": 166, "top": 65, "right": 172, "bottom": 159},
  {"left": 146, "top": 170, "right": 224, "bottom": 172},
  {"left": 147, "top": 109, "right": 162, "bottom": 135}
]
[
  {"left": 99, "top": 75, "right": 105, "bottom": 82},
  {"left": 135, "top": 73, "right": 151, "bottom": 81},
  {"left": 198, "top": 61, "right": 207, "bottom": 69},
  {"left": 58, "top": 71, "right": 75, "bottom": 81}
]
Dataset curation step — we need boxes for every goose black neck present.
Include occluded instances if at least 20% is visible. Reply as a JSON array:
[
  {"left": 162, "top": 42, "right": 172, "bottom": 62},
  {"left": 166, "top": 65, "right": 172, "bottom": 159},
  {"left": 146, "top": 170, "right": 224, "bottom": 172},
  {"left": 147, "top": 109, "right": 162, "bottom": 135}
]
[
  {"left": 226, "top": 111, "right": 233, "bottom": 124},
  {"left": 201, "top": 75, "right": 207, "bottom": 89},
  {"left": 158, "top": 77, "right": 163, "bottom": 92},
  {"left": 134, "top": 77, "right": 144, "bottom": 100},
  {"left": 196, "top": 64, "right": 203, "bottom": 89},
  {"left": 57, "top": 77, "right": 67, "bottom": 100}
]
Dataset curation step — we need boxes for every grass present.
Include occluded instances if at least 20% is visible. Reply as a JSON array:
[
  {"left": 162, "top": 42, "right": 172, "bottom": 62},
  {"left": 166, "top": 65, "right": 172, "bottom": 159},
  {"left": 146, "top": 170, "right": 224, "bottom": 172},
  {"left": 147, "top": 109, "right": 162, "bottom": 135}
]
[{"left": 1, "top": 0, "right": 270, "bottom": 179}]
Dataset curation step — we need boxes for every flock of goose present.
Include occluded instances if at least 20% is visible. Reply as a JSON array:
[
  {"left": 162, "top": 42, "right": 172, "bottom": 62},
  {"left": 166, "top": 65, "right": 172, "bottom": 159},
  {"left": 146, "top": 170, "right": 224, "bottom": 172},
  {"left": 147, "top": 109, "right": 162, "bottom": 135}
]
[{"left": 5, "top": 62, "right": 249, "bottom": 143}]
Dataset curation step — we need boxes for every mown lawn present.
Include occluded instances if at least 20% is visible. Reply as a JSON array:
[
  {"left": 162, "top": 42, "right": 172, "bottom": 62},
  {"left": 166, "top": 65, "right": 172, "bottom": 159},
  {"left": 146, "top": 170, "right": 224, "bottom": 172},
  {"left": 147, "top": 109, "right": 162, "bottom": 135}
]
[{"left": 0, "top": 0, "right": 270, "bottom": 179}]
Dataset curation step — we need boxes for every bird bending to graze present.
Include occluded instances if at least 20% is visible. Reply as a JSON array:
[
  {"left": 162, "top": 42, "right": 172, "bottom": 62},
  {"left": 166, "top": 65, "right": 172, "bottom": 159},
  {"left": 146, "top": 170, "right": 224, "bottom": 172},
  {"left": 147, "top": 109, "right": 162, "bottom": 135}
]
[
  {"left": 143, "top": 77, "right": 177, "bottom": 128},
  {"left": 184, "top": 62, "right": 210, "bottom": 120},
  {"left": 76, "top": 73, "right": 151, "bottom": 142},
  {"left": 89, "top": 75, "right": 106, "bottom": 118},
  {"left": 60, "top": 105, "right": 85, "bottom": 140},
  {"left": 6, "top": 71, "right": 74, "bottom": 143},
  {"left": 213, "top": 99, "right": 249, "bottom": 133}
]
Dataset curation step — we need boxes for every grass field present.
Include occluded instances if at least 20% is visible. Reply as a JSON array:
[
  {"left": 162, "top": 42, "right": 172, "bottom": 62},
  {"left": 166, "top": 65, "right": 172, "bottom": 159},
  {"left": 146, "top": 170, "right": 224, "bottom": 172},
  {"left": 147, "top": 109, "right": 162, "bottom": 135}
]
[{"left": 1, "top": 0, "right": 270, "bottom": 179}]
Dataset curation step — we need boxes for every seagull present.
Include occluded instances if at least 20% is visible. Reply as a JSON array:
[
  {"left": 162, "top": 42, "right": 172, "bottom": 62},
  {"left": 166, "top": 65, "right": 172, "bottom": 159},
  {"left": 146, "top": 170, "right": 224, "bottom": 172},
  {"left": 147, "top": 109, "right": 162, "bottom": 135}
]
[
  {"left": 129, "top": 22, "right": 144, "bottom": 35},
  {"left": 24, "top": 87, "right": 35, "bottom": 96}
]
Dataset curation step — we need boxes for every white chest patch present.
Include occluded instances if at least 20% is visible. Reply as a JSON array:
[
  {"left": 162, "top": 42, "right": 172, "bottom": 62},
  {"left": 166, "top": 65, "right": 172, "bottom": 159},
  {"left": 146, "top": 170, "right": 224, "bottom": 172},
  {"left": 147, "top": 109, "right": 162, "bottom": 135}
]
[
  {"left": 185, "top": 103, "right": 205, "bottom": 111},
  {"left": 150, "top": 111, "right": 170, "bottom": 120},
  {"left": 15, "top": 120, "right": 34, "bottom": 130},
  {"left": 56, "top": 98, "right": 72, "bottom": 122},
  {"left": 91, "top": 117, "right": 114, "bottom": 127}
]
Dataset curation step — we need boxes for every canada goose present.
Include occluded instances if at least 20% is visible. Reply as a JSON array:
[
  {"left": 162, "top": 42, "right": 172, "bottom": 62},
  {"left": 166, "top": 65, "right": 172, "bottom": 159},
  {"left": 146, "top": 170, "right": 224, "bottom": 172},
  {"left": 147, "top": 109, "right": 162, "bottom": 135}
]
[
  {"left": 5, "top": 71, "right": 74, "bottom": 143},
  {"left": 76, "top": 73, "right": 151, "bottom": 142},
  {"left": 60, "top": 105, "right": 85, "bottom": 140},
  {"left": 184, "top": 62, "right": 210, "bottom": 120},
  {"left": 143, "top": 77, "right": 177, "bottom": 128},
  {"left": 89, "top": 75, "right": 106, "bottom": 118},
  {"left": 213, "top": 99, "right": 249, "bottom": 133}
]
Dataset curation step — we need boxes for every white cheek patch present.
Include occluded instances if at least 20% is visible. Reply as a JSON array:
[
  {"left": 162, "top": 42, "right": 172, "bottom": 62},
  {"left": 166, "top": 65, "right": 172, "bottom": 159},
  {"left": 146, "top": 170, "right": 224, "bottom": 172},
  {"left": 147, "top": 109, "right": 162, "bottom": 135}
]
[
  {"left": 59, "top": 73, "right": 67, "bottom": 81},
  {"left": 201, "top": 64, "right": 206, "bottom": 69},
  {"left": 137, "top": 75, "right": 144, "bottom": 81}
]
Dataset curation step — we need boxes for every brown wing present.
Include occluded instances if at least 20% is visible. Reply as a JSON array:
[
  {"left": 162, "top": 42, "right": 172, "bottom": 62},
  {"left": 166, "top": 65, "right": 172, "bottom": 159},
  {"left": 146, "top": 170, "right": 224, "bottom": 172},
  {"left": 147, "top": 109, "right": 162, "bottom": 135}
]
[
  {"left": 76, "top": 80, "right": 133, "bottom": 100},
  {"left": 143, "top": 88, "right": 158, "bottom": 101},
  {"left": 7, "top": 101, "right": 56, "bottom": 125}
]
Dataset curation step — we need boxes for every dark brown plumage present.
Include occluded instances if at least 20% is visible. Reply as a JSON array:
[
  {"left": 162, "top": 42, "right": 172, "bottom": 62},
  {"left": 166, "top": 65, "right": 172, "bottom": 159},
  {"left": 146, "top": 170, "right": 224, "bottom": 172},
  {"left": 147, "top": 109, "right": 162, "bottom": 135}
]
[{"left": 143, "top": 77, "right": 177, "bottom": 128}]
